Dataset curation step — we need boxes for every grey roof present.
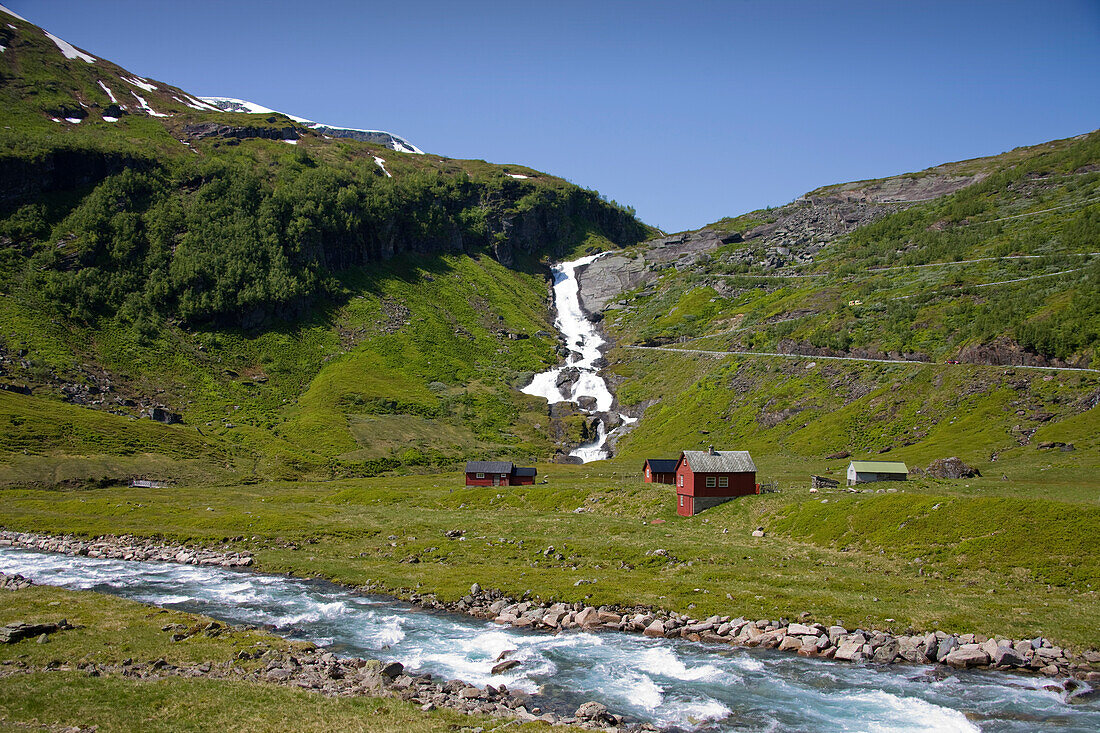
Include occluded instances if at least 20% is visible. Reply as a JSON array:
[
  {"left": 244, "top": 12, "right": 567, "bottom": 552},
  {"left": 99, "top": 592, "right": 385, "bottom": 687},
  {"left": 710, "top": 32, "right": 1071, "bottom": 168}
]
[
  {"left": 513, "top": 467, "right": 537, "bottom": 477},
  {"left": 681, "top": 450, "right": 756, "bottom": 473},
  {"left": 849, "top": 461, "right": 908, "bottom": 474},
  {"left": 465, "top": 461, "right": 514, "bottom": 474},
  {"left": 644, "top": 459, "right": 679, "bottom": 474}
]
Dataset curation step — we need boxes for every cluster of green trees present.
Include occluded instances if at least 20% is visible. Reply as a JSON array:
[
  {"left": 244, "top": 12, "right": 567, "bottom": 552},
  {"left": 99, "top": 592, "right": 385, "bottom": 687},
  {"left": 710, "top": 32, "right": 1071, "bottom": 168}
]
[{"left": 2, "top": 151, "right": 643, "bottom": 332}]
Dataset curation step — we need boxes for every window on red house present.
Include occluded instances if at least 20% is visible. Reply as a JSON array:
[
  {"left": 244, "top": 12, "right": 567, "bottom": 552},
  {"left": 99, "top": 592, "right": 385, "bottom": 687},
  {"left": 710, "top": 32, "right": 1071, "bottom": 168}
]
[
  {"left": 706, "top": 476, "right": 716, "bottom": 488},
  {"left": 719, "top": 476, "right": 728, "bottom": 488}
]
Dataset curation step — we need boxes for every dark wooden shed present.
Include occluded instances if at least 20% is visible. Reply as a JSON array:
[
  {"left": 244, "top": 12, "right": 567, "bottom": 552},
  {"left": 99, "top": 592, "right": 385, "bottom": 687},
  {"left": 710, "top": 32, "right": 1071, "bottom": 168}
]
[
  {"left": 464, "top": 461, "right": 536, "bottom": 486},
  {"left": 642, "top": 459, "right": 678, "bottom": 484}
]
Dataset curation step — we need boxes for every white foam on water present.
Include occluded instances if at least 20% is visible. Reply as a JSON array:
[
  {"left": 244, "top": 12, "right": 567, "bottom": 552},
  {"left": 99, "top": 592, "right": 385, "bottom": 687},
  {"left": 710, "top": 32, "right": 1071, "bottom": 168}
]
[
  {"left": 731, "top": 653, "right": 765, "bottom": 672},
  {"left": 658, "top": 696, "right": 733, "bottom": 726},
  {"left": 844, "top": 690, "right": 980, "bottom": 733},
  {"left": 637, "top": 646, "right": 728, "bottom": 683},
  {"left": 520, "top": 253, "right": 619, "bottom": 462}
]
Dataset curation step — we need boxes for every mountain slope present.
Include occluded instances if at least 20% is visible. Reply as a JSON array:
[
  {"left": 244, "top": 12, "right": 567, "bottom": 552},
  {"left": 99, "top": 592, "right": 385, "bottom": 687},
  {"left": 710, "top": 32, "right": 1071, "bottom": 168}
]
[
  {"left": 0, "top": 5, "right": 650, "bottom": 487},
  {"left": 586, "top": 131, "right": 1100, "bottom": 481}
]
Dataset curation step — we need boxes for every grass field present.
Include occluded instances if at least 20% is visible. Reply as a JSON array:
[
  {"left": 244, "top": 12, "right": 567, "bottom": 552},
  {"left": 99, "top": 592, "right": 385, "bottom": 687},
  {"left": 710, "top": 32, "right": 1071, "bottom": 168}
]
[{"left": 1, "top": 456, "right": 1097, "bottom": 650}]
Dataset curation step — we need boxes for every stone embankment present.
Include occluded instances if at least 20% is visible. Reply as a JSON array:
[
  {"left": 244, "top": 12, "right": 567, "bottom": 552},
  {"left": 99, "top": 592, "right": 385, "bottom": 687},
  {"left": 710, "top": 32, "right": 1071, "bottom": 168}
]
[
  {"left": 0, "top": 531, "right": 253, "bottom": 568},
  {"left": 399, "top": 583, "right": 1100, "bottom": 686}
]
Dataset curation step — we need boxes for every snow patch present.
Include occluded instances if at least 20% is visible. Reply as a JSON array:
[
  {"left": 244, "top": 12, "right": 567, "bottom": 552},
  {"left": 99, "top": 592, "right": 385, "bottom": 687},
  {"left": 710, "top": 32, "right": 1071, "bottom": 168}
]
[
  {"left": 44, "top": 31, "right": 95, "bottom": 63},
  {"left": 102, "top": 116, "right": 119, "bottom": 123},
  {"left": 373, "top": 156, "right": 392, "bottom": 177},
  {"left": 200, "top": 96, "right": 279, "bottom": 115},
  {"left": 96, "top": 80, "right": 118, "bottom": 104},
  {"left": 173, "top": 95, "right": 219, "bottom": 112},
  {"left": 122, "top": 76, "right": 157, "bottom": 92},
  {"left": 281, "top": 139, "right": 298, "bottom": 145},
  {"left": 64, "top": 117, "right": 82, "bottom": 124},
  {"left": 49, "top": 117, "right": 61, "bottom": 123},
  {"left": 0, "top": 4, "right": 29, "bottom": 22},
  {"left": 131, "top": 91, "right": 168, "bottom": 118},
  {"left": 0, "top": 45, "right": 5, "bottom": 53},
  {"left": 508, "top": 174, "right": 529, "bottom": 179}
]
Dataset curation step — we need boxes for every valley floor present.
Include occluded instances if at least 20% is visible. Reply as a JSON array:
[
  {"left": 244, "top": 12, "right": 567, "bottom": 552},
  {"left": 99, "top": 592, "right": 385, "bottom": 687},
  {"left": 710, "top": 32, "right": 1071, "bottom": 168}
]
[{"left": 1, "top": 460, "right": 1097, "bottom": 650}]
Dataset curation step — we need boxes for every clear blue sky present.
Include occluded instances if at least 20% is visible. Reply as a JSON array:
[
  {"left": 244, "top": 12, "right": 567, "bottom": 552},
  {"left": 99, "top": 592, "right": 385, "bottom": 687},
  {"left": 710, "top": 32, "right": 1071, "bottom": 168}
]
[{"left": 11, "top": 0, "right": 1100, "bottom": 233}]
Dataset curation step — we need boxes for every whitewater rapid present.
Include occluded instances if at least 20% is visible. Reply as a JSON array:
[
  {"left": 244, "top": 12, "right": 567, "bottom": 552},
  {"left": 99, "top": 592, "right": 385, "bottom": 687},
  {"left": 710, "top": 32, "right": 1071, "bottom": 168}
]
[
  {"left": 2, "top": 547, "right": 1097, "bottom": 732},
  {"left": 521, "top": 254, "right": 632, "bottom": 462}
]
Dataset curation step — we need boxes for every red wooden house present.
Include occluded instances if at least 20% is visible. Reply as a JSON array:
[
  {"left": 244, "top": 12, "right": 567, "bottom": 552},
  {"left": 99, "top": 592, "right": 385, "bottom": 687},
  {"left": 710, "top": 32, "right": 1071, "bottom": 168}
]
[
  {"left": 642, "top": 459, "right": 678, "bottom": 484},
  {"left": 674, "top": 448, "right": 758, "bottom": 516},
  {"left": 464, "top": 461, "right": 537, "bottom": 486}
]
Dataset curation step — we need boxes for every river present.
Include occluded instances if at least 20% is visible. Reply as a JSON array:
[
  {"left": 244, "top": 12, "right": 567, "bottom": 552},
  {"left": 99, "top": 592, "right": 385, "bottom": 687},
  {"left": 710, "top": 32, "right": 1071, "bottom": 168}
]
[
  {"left": 1, "top": 547, "right": 1096, "bottom": 732},
  {"left": 522, "top": 254, "right": 634, "bottom": 462}
]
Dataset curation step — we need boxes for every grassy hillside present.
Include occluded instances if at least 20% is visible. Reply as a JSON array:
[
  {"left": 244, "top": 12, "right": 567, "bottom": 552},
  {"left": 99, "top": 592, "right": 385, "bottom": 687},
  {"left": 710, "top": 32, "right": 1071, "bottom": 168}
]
[{"left": 0, "top": 8, "right": 653, "bottom": 485}]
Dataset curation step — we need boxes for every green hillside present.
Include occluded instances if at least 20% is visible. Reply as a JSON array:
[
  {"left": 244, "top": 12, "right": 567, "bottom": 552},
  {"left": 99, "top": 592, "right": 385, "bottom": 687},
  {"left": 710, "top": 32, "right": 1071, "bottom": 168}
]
[
  {"left": 0, "top": 10, "right": 650, "bottom": 487},
  {"left": 600, "top": 130, "right": 1100, "bottom": 477}
]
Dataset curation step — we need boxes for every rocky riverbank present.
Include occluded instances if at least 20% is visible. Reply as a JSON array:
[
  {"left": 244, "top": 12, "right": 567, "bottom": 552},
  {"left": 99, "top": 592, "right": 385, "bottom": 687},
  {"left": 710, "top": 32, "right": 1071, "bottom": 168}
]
[
  {"left": 4, "top": 530, "right": 1098, "bottom": 698},
  {"left": 399, "top": 583, "right": 1100, "bottom": 689},
  {"left": 0, "top": 531, "right": 253, "bottom": 568},
  {"left": 0, "top": 569, "right": 633, "bottom": 731}
]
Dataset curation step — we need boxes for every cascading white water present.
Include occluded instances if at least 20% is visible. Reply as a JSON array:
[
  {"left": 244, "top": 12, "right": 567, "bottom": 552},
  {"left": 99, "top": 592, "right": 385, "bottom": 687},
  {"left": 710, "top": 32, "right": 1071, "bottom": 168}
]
[
  {"left": 521, "top": 254, "right": 631, "bottom": 462},
  {"left": 2, "top": 547, "right": 1097, "bottom": 732}
]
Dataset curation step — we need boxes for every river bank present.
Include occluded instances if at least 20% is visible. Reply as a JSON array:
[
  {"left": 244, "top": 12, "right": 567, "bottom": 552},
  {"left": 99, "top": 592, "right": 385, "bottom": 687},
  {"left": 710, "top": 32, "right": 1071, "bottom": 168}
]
[
  {"left": 4, "top": 529, "right": 1097, "bottom": 688},
  {"left": 0, "top": 569, "right": 623, "bottom": 730}
]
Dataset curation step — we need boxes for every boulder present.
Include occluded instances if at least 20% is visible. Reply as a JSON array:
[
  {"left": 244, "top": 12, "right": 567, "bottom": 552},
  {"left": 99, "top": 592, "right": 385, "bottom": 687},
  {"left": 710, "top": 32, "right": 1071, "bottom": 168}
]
[
  {"left": 575, "top": 701, "right": 615, "bottom": 724},
  {"left": 990, "top": 645, "right": 1026, "bottom": 667},
  {"left": 491, "top": 660, "right": 520, "bottom": 675},
  {"left": 574, "top": 607, "right": 599, "bottom": 629},
  {"left": 925, "top": 457, "right": 981, "bottom": 479},
  {"left": 872, "top": 638, "right": 900, "bottom": 664},
  {"left": 778, "top": 635, "right": 803, "bottom": 652},
  {"left": 643, "top": 620, "right": 667, "bottom": 638},
  {"left": 834, "top": 641, "right": 865, "bottom": 662},
  {"left": 945, "top": 646, "right": 990, "bottom": 668}
]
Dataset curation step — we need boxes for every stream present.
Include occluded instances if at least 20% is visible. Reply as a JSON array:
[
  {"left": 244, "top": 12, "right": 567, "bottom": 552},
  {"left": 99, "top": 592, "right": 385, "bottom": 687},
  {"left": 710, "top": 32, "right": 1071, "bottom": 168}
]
[
  {"left": 522, "top": 254, "right": 634, "bottom": 462},
  {"left": 2, "top": 547, "right": 1097, "bottom": 732}
]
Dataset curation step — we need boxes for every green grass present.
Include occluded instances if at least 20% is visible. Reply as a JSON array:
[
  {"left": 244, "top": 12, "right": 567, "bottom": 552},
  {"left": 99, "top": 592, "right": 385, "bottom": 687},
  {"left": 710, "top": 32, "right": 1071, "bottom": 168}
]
[
  {"left": 1, "top": 461, "right": 1097, "bottom": 649},
  {"left": 0, "top": 584, "right": 560, "bottom": 732}
]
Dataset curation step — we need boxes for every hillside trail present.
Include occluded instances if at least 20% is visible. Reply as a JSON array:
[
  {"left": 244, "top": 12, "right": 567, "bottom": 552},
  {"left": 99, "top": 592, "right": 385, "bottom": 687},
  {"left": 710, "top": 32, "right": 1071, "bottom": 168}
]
[{"left": 622, "top": 345, "right": 1100, "bottom": 373}]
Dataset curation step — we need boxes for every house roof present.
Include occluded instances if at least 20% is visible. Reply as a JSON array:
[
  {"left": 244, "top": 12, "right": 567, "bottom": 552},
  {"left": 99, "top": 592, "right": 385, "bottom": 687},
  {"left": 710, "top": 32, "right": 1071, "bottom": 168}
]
[
  {"left": 465, "top": 461, "right": 514, "bottom": 474},
  {"left": 849, "top": 461, "right": 908, "bottom": 474},
  {"left": 680, "top": 450, "right": 756, "bottom": 473},
  {"left": 644, "top": 459, "right": 679, "bottom": 474},
  {"left": 513, "top": 466, "right": 537, "bottom": 477}
]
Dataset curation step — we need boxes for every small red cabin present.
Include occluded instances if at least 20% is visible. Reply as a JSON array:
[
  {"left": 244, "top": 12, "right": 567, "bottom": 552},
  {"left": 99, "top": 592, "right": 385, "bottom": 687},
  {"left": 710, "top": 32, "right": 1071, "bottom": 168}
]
[
  {"left": 674, "top": 448, "right": 758, "bottom": 516},
  {"left": 464, "top": 461, "right": 537, "bottom": 487},
  {"left": 642, "top": 458, "right": 678, "bottom": 484}
]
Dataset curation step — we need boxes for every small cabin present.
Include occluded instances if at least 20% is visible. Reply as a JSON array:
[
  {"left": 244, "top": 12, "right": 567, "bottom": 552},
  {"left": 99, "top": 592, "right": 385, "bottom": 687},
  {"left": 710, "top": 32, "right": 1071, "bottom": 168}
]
[
  {"left": 642, "top": 458, "right": 678, "bottom": 484},
  {"left": 846, "top": 461, "right": 908, "bottom": 486},
  {"left": 464, "top": 461, "right": 537, "bottom": 487},
  {"left": 674, "top": 448, "right": 758, "bottom": 516}
]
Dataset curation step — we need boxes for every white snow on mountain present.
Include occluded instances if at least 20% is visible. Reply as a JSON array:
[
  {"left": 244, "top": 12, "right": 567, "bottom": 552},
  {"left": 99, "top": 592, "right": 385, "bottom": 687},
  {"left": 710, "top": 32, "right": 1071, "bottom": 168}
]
[
  {"left": 0, "top": 4, "right": 28, "bottom": 22},
  {"left": 373, "top": 156, "right": 392, "bottom": 177},
  {"left": 97, "top": 80, "right": 118, "bottom": 104},
  {"left": 130, "top": 91, "right": 168, "bottom": 118},
  {"left": 200, "top": 96, "right": 424, "bottom": 154},
  {"left": 122, "top": 76, "right": 157, "bottom": 92},
  {"left": 44, "top": 30, "right": 96, "bottom": 63}
]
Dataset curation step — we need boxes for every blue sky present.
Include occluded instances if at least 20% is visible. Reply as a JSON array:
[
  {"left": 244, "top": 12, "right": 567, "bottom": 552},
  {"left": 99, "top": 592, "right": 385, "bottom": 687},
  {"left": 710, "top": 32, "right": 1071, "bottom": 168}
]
[{"left": 11, "top": 0, "right": 1100, "bottom": 233}]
